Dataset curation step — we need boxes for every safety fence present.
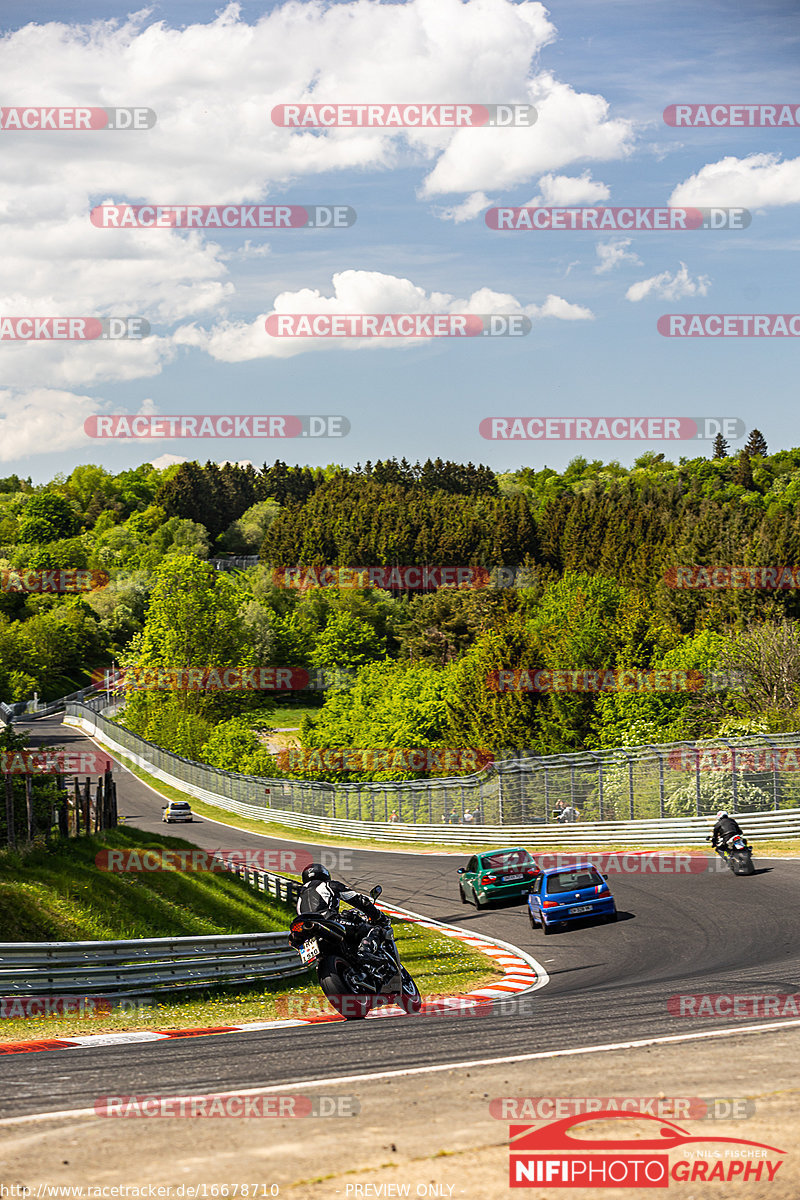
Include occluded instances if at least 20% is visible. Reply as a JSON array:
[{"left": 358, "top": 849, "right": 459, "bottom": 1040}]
[
  {"left": 0, "top": 861, "right": 304, "bottom": 996},
  {"left": 0, "top": 680, "right": 113, "bottom": 724},
  {"left": 64, "top": 703, "right": 800, "bottom": 844},
  {"left": 210, "top": 556, "right": 259, "bottom": 571}
]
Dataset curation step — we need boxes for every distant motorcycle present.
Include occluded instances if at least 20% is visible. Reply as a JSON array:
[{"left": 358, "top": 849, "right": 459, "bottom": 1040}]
[
  {"left": 287, "top": 885, "right": 422, "bottom": 1020},
  {"left": 712, "top": 833, "right": 755, "bottom": 876}
]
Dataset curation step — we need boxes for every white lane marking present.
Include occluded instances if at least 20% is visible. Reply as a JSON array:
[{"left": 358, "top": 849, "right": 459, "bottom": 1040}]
[
  {"left": 6, "top": 1017, "right": 800, "bottom": 1127},
  {"left": 66, "top": 1032, "right": 165, "bottom": 1048}
]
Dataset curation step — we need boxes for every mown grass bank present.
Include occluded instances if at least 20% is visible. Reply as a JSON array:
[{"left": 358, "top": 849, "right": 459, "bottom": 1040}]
[
  {"left": 0, "top": 828, "right": 504, "bottom": 1042},
  {"left": 0, "top": 826, "right": 293, "bottom": 941}
]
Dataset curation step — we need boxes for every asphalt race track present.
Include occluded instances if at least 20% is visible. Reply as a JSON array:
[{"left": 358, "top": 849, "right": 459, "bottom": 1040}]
[{"left": 3, "top": 714, "right": 800, "bottom": 1120}]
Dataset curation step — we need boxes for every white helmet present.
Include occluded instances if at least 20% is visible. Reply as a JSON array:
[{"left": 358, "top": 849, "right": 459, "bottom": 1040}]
[{"left": 716, "top": 810, "right": 729, "bottom": 820}]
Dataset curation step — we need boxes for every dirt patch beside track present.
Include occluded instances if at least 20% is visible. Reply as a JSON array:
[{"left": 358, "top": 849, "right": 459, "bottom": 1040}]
[{"left": 3, "top": 1025, "right": 799, "bottom": 1199}]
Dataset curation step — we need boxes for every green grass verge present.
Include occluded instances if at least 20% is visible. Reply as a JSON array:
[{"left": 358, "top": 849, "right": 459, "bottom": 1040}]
[
  {"left": 0, "top": 827, "right": 294, "bottom": 942},
  {"left": 0, "top": 825, "right": 504, "bottom": 1043},
  {"left": 0, "top": 919, "right": 503, "bottom": 1042},
  {"left": 260, "top": 705, "right": 321, "bottom": 728}
]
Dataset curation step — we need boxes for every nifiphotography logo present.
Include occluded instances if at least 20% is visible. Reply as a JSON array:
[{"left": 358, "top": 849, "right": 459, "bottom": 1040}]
[{"left": 508, "top": 1111, "right": 786, "bottom": 1187}]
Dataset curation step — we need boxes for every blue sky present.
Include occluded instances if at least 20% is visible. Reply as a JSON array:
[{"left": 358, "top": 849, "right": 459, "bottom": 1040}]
[{"left": 1, "top": 0, "right": 798, "bottom": 481}]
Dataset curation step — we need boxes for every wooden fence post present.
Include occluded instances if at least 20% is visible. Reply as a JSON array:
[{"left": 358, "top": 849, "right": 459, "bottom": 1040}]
[
  {"left": 73, "top": 778, "right": 81, "bottom": 835},
  {"left": 4, "top": 774, "right": 16, "bottom": 849},
  {"left": 58, "top": 784, "right": 68, "bottom": 838},
  {"left": 25, "top": 775, "right": 34, "bottom": 841}
]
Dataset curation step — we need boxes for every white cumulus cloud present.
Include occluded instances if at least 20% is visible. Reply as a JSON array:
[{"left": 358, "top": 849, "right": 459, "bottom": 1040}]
[
  {"left": 526, "top": 170, "right": 611, "bottom": 207},
  {"left": 437, "top": 192, "right": 495, "bottom": 223},
  {"left": 670, "top": 153, "right": 800, "bottom": 208},
  {"left": 625, "top": 263, "right": 711, "bottom": 302},
  {"left": 594, "top": 238, "right": 642, "bottom": 274},
  {"left": 180, "top": 269, "right": 593, "bottom": 360},
  {"left": 0, "top": 389, "right": 104, "bottom": 461}
]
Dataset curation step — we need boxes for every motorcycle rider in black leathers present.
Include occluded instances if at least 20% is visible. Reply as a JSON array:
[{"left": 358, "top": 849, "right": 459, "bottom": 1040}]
[
  {"left": 296, "top": 864, "right": 391, "bottom": 972},
  {"left": 710, "top": 810, "right": 744, "bottom": 856}
]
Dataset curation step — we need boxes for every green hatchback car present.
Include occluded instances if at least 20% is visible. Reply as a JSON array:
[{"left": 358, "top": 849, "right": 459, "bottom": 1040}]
[{"left": 457, "top": 847, "right": 540, "bottom": 908}]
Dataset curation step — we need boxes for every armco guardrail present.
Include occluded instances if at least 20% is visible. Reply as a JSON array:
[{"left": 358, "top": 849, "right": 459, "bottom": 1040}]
[
  {"left": 0, "top": 862, "right": 303, "bottom": 996},
  {"left": 210, "top": 556, "right": 259, "bottom": 571},
  {"left": 62, "top": 700, "right": 800, "bottom": 840},
  {"left": 1, "top": 680, "right": 113, "bottom": 723},
  {"left": 63, "top": 704, "right": 800, "bottom": 845}
]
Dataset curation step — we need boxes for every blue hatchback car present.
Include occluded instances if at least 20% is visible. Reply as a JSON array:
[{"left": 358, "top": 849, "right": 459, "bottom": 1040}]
[{"left": 527, "top": 863, "right": 617, "bottom": 934}]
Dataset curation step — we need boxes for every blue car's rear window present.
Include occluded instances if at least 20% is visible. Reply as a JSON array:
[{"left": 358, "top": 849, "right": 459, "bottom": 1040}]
[{"left": 547, "top": 869, "right": 602, "bottom": 894}]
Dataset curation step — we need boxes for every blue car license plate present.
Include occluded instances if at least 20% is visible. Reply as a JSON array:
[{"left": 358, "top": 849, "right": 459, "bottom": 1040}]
[{"left": 569, "top": 904, "right": 592, "bottom": 914}]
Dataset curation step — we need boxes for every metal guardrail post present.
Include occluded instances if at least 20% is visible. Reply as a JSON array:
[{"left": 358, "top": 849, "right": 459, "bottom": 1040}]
[{"left": 765, "top": 737, "right": 780, "bottom": 810}]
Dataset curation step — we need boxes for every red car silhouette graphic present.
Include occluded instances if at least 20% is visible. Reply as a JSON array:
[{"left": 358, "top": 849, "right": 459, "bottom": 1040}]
[{"left": 510, "top": 1111, "right": 786, "bottom": 1155}]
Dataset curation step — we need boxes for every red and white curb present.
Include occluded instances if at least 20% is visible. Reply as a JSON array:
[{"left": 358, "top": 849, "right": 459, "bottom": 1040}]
[{"left": 0, "top": 904, "right": 546, "bottom": 1055}]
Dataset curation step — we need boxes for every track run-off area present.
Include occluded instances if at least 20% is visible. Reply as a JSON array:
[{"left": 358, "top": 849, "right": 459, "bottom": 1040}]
[{"left": 3, "top": 714, "right": 800, "bottom": 1197}]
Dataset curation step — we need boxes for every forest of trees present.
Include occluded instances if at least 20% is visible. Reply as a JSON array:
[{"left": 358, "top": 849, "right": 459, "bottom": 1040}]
[{"left": 4, "top": 435, "right": 800, "bottom": 780}]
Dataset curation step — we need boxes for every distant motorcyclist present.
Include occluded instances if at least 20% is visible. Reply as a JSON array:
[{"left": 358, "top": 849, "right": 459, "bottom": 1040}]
[
  {"left": 297, "top": 864, "right": 391, "bottom": 970},
  {"left": 710, "top": 810, "right": 744, "bottom": 855}
]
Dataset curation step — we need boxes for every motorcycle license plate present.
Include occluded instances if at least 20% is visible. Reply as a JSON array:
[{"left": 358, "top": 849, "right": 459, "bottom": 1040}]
[
  {"left": 299, "top": 938, "right": 320, "bottom": 965},
  {"left": 504, "top": 874, "right": 523, "bottom": 882},
  {"left": 569, "top": 904, "right": 592, "bottom": 915}
]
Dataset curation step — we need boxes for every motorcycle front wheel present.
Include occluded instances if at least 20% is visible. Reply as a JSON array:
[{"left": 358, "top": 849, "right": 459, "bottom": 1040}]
[
  {"left": 398, "top": 967, "right": 422, "bottom": 1014},
  {"left": 319, "top": 955, "right": 375, "bottom": 1020}
]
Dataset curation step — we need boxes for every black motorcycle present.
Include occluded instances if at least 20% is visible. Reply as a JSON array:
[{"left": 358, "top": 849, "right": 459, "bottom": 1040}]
[
  {"left": 713, "top": 832, "right": 755, "bottom": 876},
  {"left": 288, "top": 885, "right": 423, "bottom": 1019}
]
